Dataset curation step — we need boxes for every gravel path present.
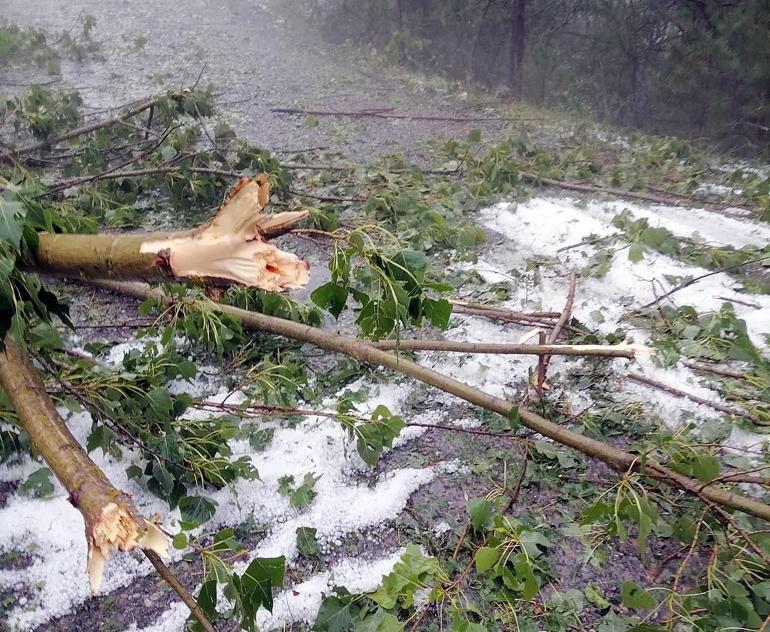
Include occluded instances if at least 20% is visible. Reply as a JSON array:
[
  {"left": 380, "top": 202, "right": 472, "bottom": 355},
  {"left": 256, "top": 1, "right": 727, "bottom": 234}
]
[{"left": 3, "top": 0, "right": 511, "bottom": 163}]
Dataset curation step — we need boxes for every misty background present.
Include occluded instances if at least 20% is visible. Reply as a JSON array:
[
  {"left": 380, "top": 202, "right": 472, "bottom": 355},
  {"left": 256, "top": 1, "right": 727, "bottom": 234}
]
[{"left": 301, "top": 0, "right": 770, "bottom": 152}]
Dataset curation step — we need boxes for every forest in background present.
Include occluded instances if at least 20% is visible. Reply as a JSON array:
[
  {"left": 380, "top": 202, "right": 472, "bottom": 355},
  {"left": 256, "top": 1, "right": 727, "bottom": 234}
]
[{"left": 302, "top": 0, "right": 770, "bottom": 152}]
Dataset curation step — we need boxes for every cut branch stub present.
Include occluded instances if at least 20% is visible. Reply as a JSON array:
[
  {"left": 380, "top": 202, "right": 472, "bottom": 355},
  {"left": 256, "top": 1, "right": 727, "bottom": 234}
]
[
  {"left": 0, "top": 337, "right": 168, "bottom": 592},
  {"left": 33, "top": 175, "right": 310, "bottom": 291}
]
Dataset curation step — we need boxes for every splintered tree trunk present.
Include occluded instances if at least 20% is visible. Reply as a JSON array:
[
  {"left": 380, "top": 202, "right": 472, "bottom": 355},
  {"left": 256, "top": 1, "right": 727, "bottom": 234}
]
[
  {"left": 509, "top": 0, "right": 526, "bottom": 97},
  {"left": 0, "top": 337, "right": 168, "bottom": 592},
  {"left": 32, "top": 175, "right": 309, "bottom": 292}
]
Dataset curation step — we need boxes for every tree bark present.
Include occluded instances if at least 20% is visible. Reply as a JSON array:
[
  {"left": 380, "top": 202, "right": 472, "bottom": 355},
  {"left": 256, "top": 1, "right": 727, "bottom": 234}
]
[
  {"left": 31, "top": 176, "right": 309, "bottom": 292},
  {"left": 101, "top": 281, "right": 770, "bottom": 523},
  {"left": 0, "top": 336, "right": 168, "bottom": 592}
]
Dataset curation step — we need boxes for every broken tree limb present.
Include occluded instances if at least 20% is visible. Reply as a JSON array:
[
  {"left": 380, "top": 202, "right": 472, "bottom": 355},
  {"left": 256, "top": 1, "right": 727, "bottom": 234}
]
[
  {"left": 536, "top": 272, "right": 577, "bottom": 394},
  {"left": 271, "top": 106, "right": 540, "bottom": 123},
  {"left": 519, "top": 172, "right": 754, "bottom": 213},
  {"left": 10, "top": 94, "right": 178, "bottom": 157},
  {"left": 449, "top": 302, "right": 565, "bottom": 329},
  {"left": 40, "top": 165, "right": 244, "bottom": 196},
  {"left": 144, "top": 550, "right": 217, "bottom": 632},
  {"left": 0, "top": 336, "right": 169, "bottom": 592},
  {"left": 98, "top": 281, "right": 770, "bottom": 522},
  {"left": 630, "top": 255, "right": 769, "bottom": 314},
  {"left": 370, "top": 339, "right": 637, "bottom": 358},
  {"left": 681, "top": 360, "right": 749, "bottom": 380},
  {"left": 31, "top": 176, "right": 310, "bottom": 292},
  {"left": 0, "top": 337, "right": 215, "bottom": 630},
  {"left": 626, "top": 371, "right": 768, "bottom": 426},
  {"left": 449, "top": 299, "right": 560, "bottom": 319}
]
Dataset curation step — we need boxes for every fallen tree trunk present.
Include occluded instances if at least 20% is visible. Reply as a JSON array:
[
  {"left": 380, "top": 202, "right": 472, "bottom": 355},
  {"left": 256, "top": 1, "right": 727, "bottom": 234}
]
[
  {"left": 31, "top": 176, "right": 309, "bottom": 291},
  {"left": 101, "top": 281, "right": 770, "bottom": 523},
  {"left": 0, "top": 336, "right": 169, "bottom": 592}
]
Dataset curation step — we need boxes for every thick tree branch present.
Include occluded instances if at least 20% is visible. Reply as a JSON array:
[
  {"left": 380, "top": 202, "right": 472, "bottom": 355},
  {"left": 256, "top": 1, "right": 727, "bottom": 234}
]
[
  {"left": 0, "top": 336, "right": 169, "bottom": 592},
  {"left": 99, "top": 281, "right": 770, "bottom": 523},
  {"left": 30, "top": 176, "right": 309, "bottom": 292}
]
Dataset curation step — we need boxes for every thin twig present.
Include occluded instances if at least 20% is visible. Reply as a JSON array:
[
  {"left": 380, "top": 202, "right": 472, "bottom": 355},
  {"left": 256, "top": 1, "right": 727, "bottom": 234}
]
[
  {"left": 681, "top": 360, "right": 748, "bottom": 380},
  {"left": 626, "top": 371, "right": 767, "bottom": 426},
  {"left": 502, "top": 451, "right": 529, "bottom": 513},
  {"left": 271, "top": 106, "right": 540, "bottom": 123},
  {"left": 449, "top": 302, "right": 567, "bottom": 330},
  {"left": 144, "top": 550, "right": 217, "bottom": 632},
  {"left": 520, "top": 171, "right": 755, "bottom": 213},
  {"left": 716, "top": 295, "right": 762, "bottom": 309},
  {"left": 537, "top": 273, "right": 577, "bottom": 390},
  {"left": 631, "top": 256, "right": 769, "bottom": 313},
  {"left": 289, "top": 188, "right": 363, "bottom": 202}
]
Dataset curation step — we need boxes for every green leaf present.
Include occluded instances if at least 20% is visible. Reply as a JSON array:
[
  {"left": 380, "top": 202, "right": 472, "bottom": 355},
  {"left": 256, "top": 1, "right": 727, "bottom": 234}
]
[
  {"left": 311, "top": 282, "right": 349, "bottom": 319},
  {"left": 19, "top": 467, "right": 55, "bottom": 498},
  {"left": 581, "top": 500, "right": 612, "bottom": 525},
  {"left": 369, "top": 544, "right": 439, "bottom": 610},
  {"left": 151, "top": 460, "right": 175, "bottom": 497},
  {"left": 474, "top": 546, "right": 500, "bottom": 572},
  {"left": 86, "top": 424, "right": 117, "bottom": 455},
  {"left": 467, "top": 128, "right": 482, "bottom": 143},
  {"left": 391, "top": 249, "right": 427, "bottom": 285},
  {"left": 172, "top": 533, "right": 188, "bottom": 550},
  {"left": 354, "top": 608, "right": 404, "bottom": 632},
  {"left": 245, "top": 556, "right": 286, "bottom": 587},
  {"left": 621, "top": 580, "right": 656, "bottom": 610},
  {"left": 190, "top": 579, "right": 218, "bottom": 632},
  {"left": 314, "top": 593, "right": 356, "bottom": 631},
  {"left": 290, "top": 473, "right": 321, "bottom": 509},
  {"left": 297, "top": 526, "right": 319, "bottom": 558},
  {"left": 30, "top": 321, "right": 63, "bottom": 351},
  {"left": 0, "top": 197, "right": 25, "bottom": 250},
  {"left": 585, "top": 584, "right": 611, "bottom": 609},
  {"left": 466, "top": 498, "right": 493, "bottom": 532},
  {"left": 517, "top": 558, "right": 539, "bottom": 600},
  {"left": 423, "top": 298, "right": 452, "bottom": 330},
  {"left": 354, "top": 408, "right": 405, "bottom": 466},
  {"left": 146, "top": 387, "right": 173, "bottom": 421},
  {"left": 691, "top": 454, "right": 720, "bottom": 482},
  {"left": 240, "top": 555, "right": 286, "bottom": 615},
  {"left": 628, "top": 242, "right": 645, "bottom": 263},
  {"left": 507, "top": 407, "right": 521, "bottom": 430},
  {"left": 178, "top": 495, "right": 217, "bottom": 526}
]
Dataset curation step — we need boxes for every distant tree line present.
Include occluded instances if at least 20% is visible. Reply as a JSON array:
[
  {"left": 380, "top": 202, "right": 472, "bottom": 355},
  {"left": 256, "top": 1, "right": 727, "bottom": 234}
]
[{"left": 305, "top": 0, "right": 770, "bottom": 150}]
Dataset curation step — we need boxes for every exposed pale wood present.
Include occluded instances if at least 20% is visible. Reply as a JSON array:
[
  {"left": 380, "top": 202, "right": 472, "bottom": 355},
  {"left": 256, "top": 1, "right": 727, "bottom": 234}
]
[
  {"left": 33, "top": 176, "right": 309, "bottom": 292},
  {"left": 0, "top": 336, "right": 169, "bottom": 592}
]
